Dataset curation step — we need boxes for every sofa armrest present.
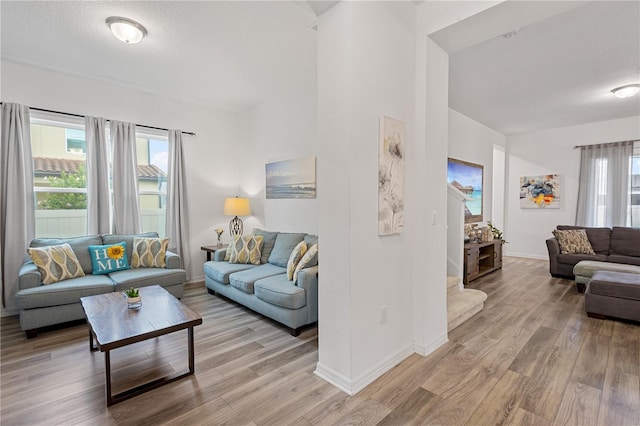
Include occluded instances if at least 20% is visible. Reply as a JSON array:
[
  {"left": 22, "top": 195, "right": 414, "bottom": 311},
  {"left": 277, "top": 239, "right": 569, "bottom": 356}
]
[
  {"left": 214, "top": 249, "right": 227, "bottom": 262},
  {"left": 165, "top": 250, "right": 181, "bottom": 269},
  {"left": 297, "top": 266, "right": 318, "bottom": 323},
  {"left": 18, "top": 262, "right": 42, "bottom": 290},
  {"left": 546, "top": 237, "right": 561, "bottom": 275}
]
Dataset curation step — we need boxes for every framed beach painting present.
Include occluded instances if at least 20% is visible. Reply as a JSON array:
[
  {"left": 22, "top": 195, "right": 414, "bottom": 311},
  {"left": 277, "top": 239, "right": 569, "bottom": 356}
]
[
  {"left": 520, "top": 174, "right": 560, "bottom": 208},
  {"left": 265, "top": 156, "right": 316, "bottom": 199},
  {"left": 447, "top": 158, "right": 483, "bottom": 223}
]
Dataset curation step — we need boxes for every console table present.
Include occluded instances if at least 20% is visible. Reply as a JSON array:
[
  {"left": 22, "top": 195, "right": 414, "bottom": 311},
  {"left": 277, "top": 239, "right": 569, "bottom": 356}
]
[{"left": 463, "top": 240, "right": 503, "bottom": 284}]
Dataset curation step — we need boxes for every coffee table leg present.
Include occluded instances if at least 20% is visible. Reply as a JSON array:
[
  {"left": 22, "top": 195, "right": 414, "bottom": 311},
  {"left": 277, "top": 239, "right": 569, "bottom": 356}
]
[
  {"left": 105, "top": 350, "right": 113, "bottom": 406},
  {"left": 189, "top": 327, "right": 195, "bottom": 373},
  {"left": 89, "top": 329, "right": 98, "bottom": 352}
]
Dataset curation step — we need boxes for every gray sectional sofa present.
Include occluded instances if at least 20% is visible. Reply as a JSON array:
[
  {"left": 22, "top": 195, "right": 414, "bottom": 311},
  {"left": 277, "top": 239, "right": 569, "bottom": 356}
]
[
  {"left": 16, "top": 232, "right": 185, "bottom": 337},
  {"left": 204, "top": 230, "right": 318, "bottom": 336}
]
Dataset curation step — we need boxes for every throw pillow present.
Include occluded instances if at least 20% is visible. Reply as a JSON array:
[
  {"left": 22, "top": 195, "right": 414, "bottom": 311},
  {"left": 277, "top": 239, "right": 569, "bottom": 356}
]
[
  {"left": 28, "top": 243, "right": 85, "bottom": 284},
  {"left": 552, "top": 229, "right": 596, "bottom": 255},
  {"left": 293, "top": 243, "right": 318, "bottom": 283},
  {"left": 229, "top": 235, "right": 264, "bottom": 265},
  {"left": 131, "top": 237, "right": 170, "bottom": 268},
  {"left": 286, "top": 241, "right": 307, "bottom": 280},
  {"left": 88, "top": 242, "right": 130, "bottom": 275}
]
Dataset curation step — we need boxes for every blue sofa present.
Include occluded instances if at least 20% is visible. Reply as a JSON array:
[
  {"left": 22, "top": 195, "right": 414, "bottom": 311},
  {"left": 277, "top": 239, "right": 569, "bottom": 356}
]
[
  {"left": 204, "top": 230, "right": 318, "bottom": 336},
  {"left": 16, "top": 232, "right": 185, "bottom": 337}
]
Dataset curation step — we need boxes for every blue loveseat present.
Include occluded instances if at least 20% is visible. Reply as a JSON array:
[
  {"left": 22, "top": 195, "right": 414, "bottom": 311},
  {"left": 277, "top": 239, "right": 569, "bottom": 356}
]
[
  {"left": 204, "top": 230, "right": 318, "bottom": 336},
  {"left": 16, "top": 232, "right": 185, "bottom": 337}
]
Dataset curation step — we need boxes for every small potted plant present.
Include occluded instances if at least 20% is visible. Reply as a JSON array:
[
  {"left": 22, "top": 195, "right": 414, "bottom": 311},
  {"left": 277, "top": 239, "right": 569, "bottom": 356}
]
[{"left": 124, "top": 287, "right": 141, "bottom": 308}]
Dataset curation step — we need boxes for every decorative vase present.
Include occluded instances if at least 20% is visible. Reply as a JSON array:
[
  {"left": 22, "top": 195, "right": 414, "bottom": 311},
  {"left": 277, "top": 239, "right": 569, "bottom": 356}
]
[
  {"left": 126, "top": 295, "right": 142, "bottom": 309},
  {"left": 217, "top": 236, "right": 222, "bottom": 247}
]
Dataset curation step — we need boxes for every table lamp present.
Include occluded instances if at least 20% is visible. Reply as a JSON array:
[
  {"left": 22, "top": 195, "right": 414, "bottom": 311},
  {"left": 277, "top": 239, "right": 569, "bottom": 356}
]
[{"left": 224, "top": 196, "right": 251, "bottom": 237}]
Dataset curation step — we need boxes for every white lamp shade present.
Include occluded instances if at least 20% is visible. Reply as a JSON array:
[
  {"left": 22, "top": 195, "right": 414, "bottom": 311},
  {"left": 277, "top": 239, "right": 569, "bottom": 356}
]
[
  {"left": 224, "top": 197, "right": 251, "bottom": 216},
  {"left": 106, "top": 17, "right": 147, "bottom": 44}
]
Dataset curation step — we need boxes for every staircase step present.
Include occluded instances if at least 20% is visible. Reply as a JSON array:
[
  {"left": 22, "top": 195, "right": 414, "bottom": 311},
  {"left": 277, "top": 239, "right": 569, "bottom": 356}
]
[
  {"left": 447, "top": 275, "right": 460, "bottom": 289},
  {"left": 447, "top": 289, "right": 487, "bottom": 331}
]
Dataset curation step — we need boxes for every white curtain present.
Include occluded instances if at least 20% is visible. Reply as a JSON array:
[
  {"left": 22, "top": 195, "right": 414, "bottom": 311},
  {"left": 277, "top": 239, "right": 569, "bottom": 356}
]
[
  {"left": 166, "top": 130, "right": 190, "bottom": 271},
  {"left": 0, "top": 103, "right": 35, "bottom": 310},
  {"left": 576, "top": 141, "right": 634, "bottom": 227},
  {"left": 85, "top": 116, "right": 110, "bottom": 234},
  {"left": 110, "top": 121, "right": 141, "bottom": 234}
]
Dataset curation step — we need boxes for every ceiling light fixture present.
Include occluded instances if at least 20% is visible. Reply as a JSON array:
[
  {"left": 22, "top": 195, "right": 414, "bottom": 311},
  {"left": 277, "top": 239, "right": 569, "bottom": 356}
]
[
  {"left": 611, "top": 83, "right": 640, "bottom": 99},
  {"left": 106, "top": 16, "right": 147, "bottom": 44}
]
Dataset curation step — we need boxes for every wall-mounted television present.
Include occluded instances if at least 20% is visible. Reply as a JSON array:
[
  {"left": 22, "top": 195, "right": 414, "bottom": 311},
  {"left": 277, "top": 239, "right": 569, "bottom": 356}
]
[{"left": 447, "top": 157, "right": 484, "bottom": 223}]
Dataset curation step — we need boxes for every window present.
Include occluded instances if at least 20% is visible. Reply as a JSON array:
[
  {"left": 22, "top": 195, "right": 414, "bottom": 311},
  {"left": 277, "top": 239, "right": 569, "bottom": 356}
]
[
  {"left": 31, "top": 117, "right": 88, "bottom": 237},
  {"left": 632, "top": 147, "right": 640, "bottom": 227},
  {"left": 136, "top": 134, "right": 168, "bottom": 236},
  {"left": 65, "top": 128, "right": 86, "bottom": 154}
]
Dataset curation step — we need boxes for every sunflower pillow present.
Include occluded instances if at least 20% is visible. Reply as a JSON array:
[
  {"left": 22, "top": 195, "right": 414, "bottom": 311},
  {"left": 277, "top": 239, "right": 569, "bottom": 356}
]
[{"left": 88, "top": 242, "right": 130, "bottom": 275}]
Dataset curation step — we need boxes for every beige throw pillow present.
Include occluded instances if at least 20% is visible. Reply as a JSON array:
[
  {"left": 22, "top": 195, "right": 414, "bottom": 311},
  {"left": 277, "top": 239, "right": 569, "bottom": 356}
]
[
  {"left": 28, "top": 243, "right": 85, "bottom": 284},
  {"left": 552, "top": 229, "right": 595, "bottom": 255},
  {"left": 293, "top": 243, "right": 318, "bottom": 283},
  {"left": 229, "top": 235, "right": 263, "bottom": 265},
  {"left": 131, "top": 237, "right": 170, "bottom": 268},
  {"left": 286, "top": 241, "right": 307, "bottom": 280}
]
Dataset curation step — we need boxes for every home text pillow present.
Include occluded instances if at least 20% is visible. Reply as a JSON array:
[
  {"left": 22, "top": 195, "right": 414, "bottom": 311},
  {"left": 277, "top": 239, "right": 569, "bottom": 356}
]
[
  {"left": 88, "top": 242, "right": 130, "bottom": 275},
  {"left": 229, "top": 235, "right": 264, "bottom": 265},
  {"left": 131, "top": 237, "right": 170, "bottom": 268},
  {"left": 286, "top": 241, "right": 307, "bottom": 280},
  {"left": 293, "top": 243, "right": 318, "bottom": 283},
  {"left": 28, "top": 243, "right": 85, "bottom": 284},
  {"left": 552, "top": 229, "right": 596, "bottom": 255}
]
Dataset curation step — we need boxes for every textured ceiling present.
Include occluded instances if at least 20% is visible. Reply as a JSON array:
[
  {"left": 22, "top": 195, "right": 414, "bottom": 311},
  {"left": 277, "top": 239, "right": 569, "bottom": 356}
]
[
  {"left": 433, "top": 1, "right": 640, "bottom": 134},
  {"left": 1, "top": 1, "right": 318, "bottom": 112}
]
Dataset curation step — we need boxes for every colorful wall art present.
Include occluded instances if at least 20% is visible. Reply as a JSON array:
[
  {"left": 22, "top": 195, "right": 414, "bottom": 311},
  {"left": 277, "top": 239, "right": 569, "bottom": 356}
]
[
  {"left": 378, "top": 116, "right": 405, "bottom": 235},
  {"left": 520, "top": 174, "right": 560, "bottom": 208},
  {"left": 265, "top": 156, "right": 316, "bottom": 199},
  {"left": 447, "top": 158, "right": 484, "bottom": 223}
]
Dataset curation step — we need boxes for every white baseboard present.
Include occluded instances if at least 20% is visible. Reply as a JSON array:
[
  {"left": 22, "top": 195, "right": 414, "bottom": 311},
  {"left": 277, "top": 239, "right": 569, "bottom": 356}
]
[
  {"left": 414, "top": 332, "right": 448, "bottom": 356},
  {"left": 188, "top": 275, "right": 205, "bottom": 284},
  {"left": 314, "top": 362, "right": 353, "bottom": 395},
  {"left": 504, "top": 252, "right": 548, "bottom": 260}
]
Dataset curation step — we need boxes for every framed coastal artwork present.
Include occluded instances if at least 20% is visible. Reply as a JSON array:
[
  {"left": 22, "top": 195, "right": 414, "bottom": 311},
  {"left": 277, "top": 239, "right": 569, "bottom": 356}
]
[
  {"left": 378, "top": 115, "right": 405, "bottom": 236},
  {"left": 520, "top": 174, "right": 560, "bottom": 208},
  {"left": 447, "top": 158, "right": 483, "bottom": 223},
  {"left": 265, "top": 156, "right": 316, "bottom": 199}
]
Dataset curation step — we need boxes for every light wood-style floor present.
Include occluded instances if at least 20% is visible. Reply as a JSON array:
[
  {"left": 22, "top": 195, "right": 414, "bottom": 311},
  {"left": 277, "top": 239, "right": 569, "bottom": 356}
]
[{"left": 1, "top": 257, "right": 639, "bottom": 425}]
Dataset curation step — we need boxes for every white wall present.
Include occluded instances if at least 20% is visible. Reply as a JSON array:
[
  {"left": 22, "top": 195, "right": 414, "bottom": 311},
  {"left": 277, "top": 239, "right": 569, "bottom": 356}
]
[
  {"left": 505, "top": 115, "right": 640, "bottom": 259},
  {"left": 448, "top": 108, "right": 507, "bottom": 225},
  {"left": 237, "top": 78, "right": 318, "bottom": 235},
  {"left": 1, "top": 60, "right": 241, "bottom": 285}
]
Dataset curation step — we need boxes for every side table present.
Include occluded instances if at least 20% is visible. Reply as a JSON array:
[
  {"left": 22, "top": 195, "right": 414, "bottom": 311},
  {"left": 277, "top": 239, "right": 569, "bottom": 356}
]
[{"left": 201, "top": 244, "right": 228, "bottom": 262}]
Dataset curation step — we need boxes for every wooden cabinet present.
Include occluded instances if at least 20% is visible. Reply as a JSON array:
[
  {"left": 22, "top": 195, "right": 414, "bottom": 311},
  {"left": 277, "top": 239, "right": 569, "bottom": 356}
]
[{"left": 463, "top": 240, "right": 503, "bottom": 285}]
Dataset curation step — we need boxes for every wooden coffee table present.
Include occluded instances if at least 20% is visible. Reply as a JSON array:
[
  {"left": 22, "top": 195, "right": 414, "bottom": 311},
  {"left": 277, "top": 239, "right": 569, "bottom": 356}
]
[{"left": 80, "top": 285, "right": 202, "bottom": 406}]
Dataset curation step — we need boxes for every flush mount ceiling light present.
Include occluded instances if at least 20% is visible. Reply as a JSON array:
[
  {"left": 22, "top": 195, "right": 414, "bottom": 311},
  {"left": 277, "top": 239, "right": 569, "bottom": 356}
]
[
  {"left": 106, "top": 16, "right": 147, "bottom": 44},
  {"left": 611, "top": 83, "right": 640, "bottom": 99}
]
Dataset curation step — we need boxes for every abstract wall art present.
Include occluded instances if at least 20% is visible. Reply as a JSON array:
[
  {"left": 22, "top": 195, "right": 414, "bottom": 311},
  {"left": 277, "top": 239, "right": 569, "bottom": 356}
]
[
  {"left": 520, "top": 174, "right": 560, "bottom": 208},
  {"left": 265, "top": 156, "right": 316, "bottom": 199},
  {"left": 378, "top": 115, "right": 405, "bottom": 236}
]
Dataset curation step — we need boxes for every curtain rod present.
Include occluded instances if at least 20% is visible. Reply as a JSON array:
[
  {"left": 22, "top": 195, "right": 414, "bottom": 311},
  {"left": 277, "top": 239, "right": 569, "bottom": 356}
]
[
  {"left": 1, "top": 103, "right": 196, "bottom": 136},
  {"left": 573, "top": 139, "right": 639, "bottom": 149}
]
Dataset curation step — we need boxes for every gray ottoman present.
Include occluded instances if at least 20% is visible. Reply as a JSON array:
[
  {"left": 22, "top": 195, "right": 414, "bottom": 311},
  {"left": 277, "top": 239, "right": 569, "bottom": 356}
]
[
  {"left": 573, "top": 260, "right": 640, "bottom": 293},
  {"left": 585, "top": 271, "right": 640, "bottom": 322}
]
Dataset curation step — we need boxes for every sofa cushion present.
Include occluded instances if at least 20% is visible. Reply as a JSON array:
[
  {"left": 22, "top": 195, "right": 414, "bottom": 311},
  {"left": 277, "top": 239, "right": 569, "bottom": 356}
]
[
  {"left": 557, "top": 253, "right": 607, "bottom": 265},
  {"left": 255, "top": 275, "right": 306, "bottom": 309},
  {"left": 286, "top": 241, "right": 307, "bottom": 280},
  {"left": 294, "top": 244, "right": 318, "bottom": 283},
  {"left": 204, "top": 261, "right": 257, "bottom": 284},
  {"left": 131, "top": 237, "right": 170, "bottom": 268},
  {"left": 607, "top": 255, "right": 640, "bottom": 266},
  {"left": 102, "top": 232, "right": 158, "bottom": 264},
  {"left": 15, "top": 275, "right": 114, "bottom": 309},
  {"left": 268, "top": 233, "right": 306, "bottom": 267},
  {"left": 253, "top": 229, "right": 278, "bottom": 264},
  {"left": 552, "top": 229, "right": 595, "bottom": 255},
  {"left": 556, "top": 226, "right": 611, "bottom": 255},
  {"left": 30, "top": 235, "right": 102, "bottom": 274},
  {"left": 229, "top": 235, "right": 263, "bottom": 265},
  {"left": 88, "top": 242, "right": 130, "bottom": 275},
  {"left": 229, "top": 263, "right": 286, "bottom": 294},
  {"left": 588, "top": 271, "right": 640, "bottom": 301},
  {"left": 610, "top": 227, "right": 640, "bottom": 257},
  {"left": 108, "top": 268, "right": 186, "bottom": 292},
  {"left": 28, "top": 244, "right": 85, "bottom": 284}
]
